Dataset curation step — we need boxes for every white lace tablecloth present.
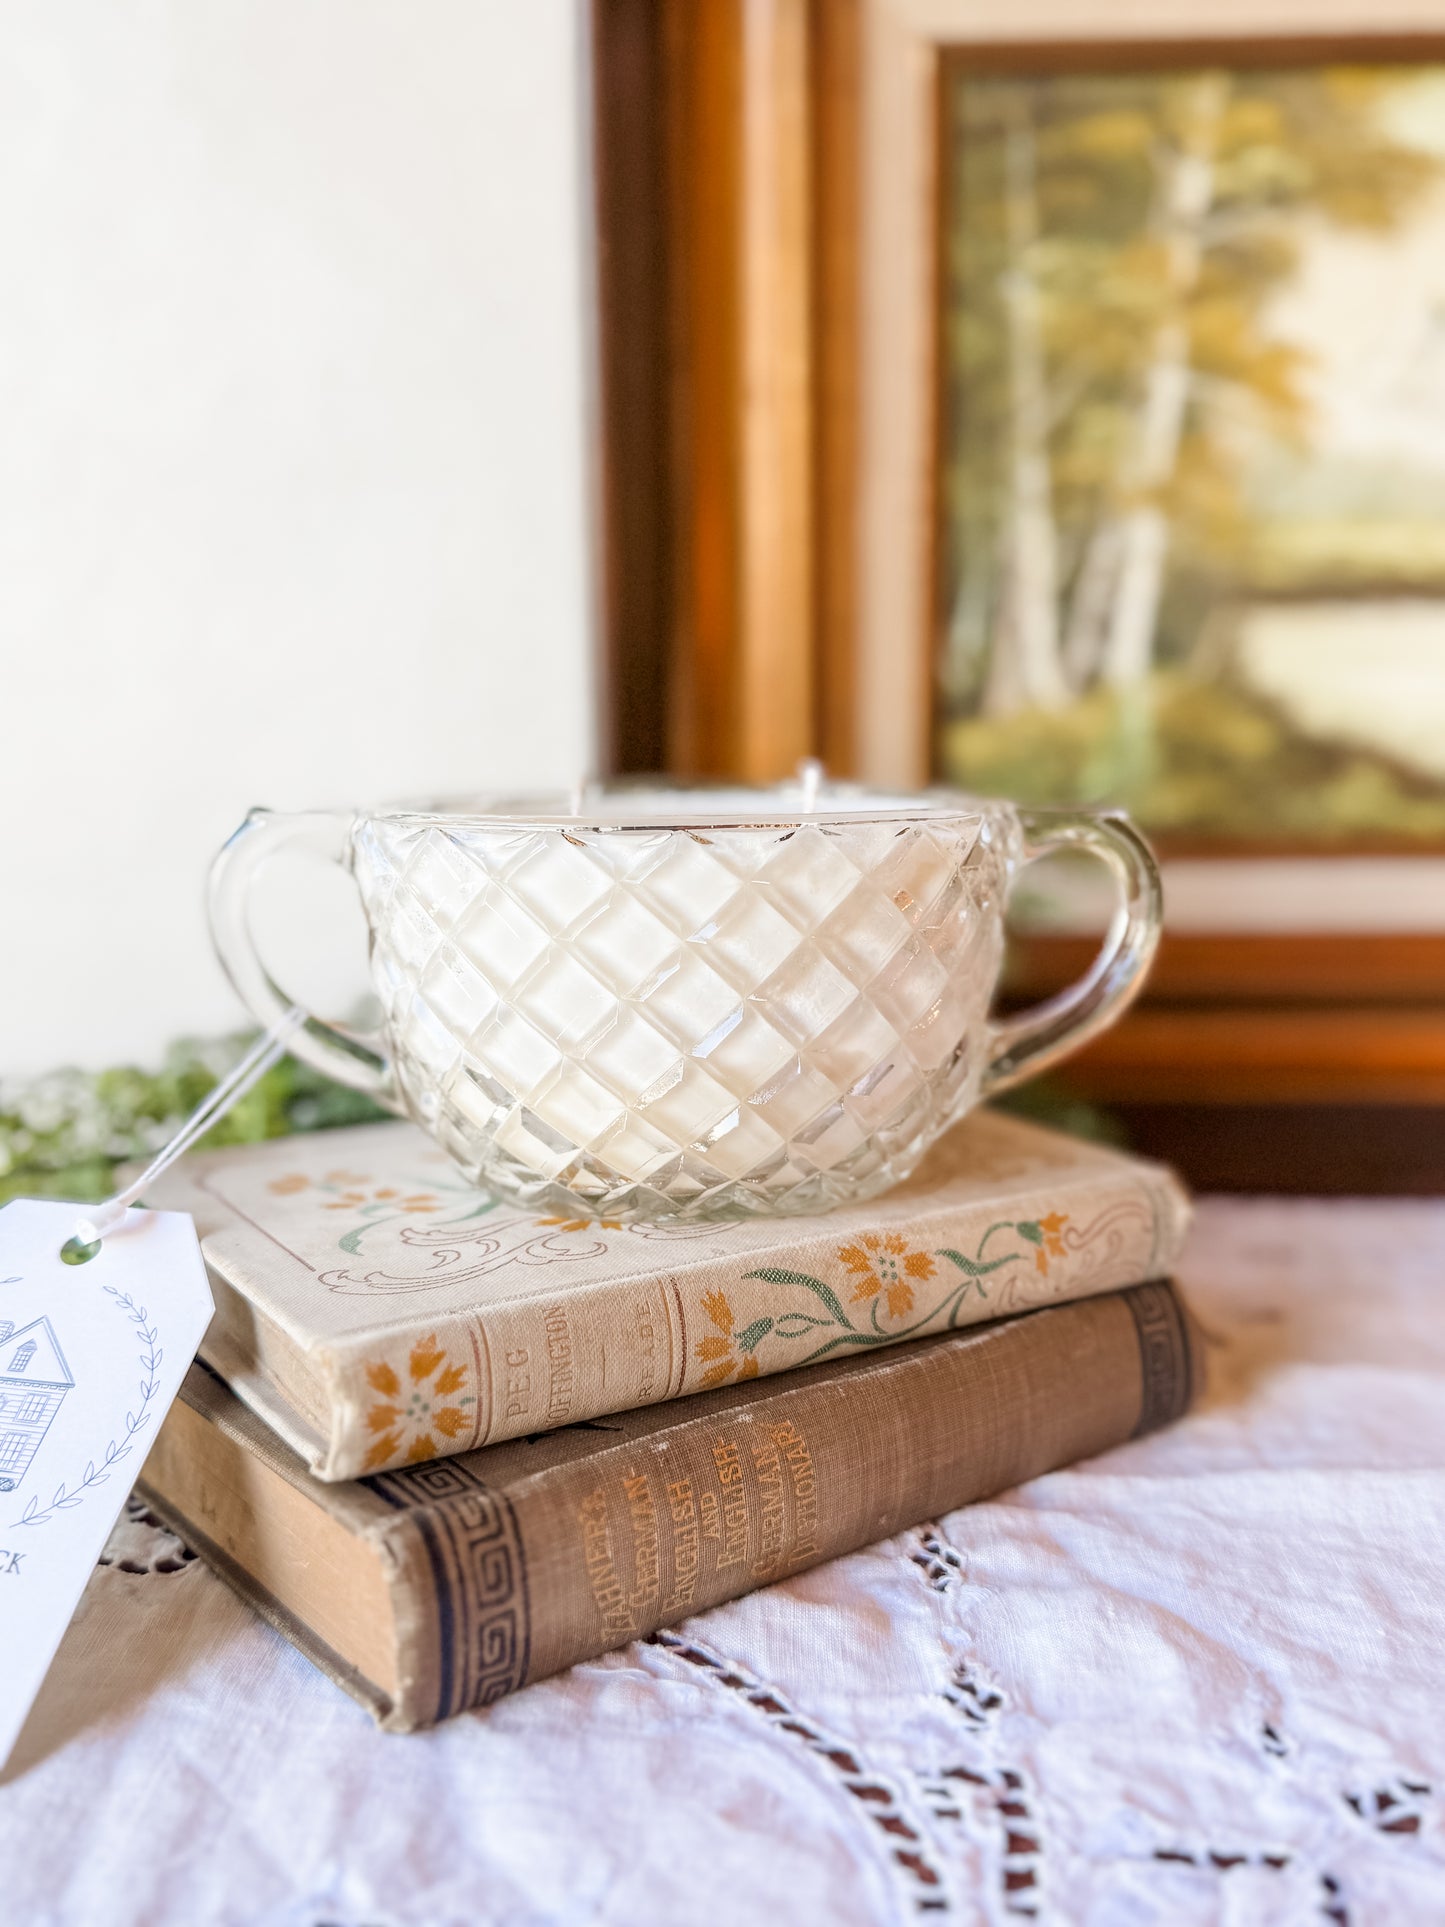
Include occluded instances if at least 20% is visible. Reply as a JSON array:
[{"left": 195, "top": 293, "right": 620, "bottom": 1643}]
[{"left": 4, "top": 1197, "right": 1443, "bottom": 1926}]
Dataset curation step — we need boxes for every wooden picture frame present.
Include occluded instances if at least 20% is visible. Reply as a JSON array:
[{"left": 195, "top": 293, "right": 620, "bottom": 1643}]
[
  {"left": 846, "top": 0, "right": 1445, "bottom": 792},
  {"left": 594, "top": 0, "right": 1445, "bottom": 789},
  {"left": 590, "top": 0, "right": 1445, "bottom": 1172}
]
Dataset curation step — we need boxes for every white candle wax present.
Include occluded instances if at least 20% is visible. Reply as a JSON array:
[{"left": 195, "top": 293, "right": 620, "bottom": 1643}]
[{"left": 351, "top": 778, "right": 998, "bottom": 1198}]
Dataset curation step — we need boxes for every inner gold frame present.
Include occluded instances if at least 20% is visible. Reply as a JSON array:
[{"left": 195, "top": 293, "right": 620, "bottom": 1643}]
[
  {"left": 593, "top": 0, "right": 1445, "bottom": 806},
  {"left": 852, "top": 0, "right": 1445, "bottom": 803},
  {"left": 588, "top": 0, "right": 1445, "bottom": 1128}
]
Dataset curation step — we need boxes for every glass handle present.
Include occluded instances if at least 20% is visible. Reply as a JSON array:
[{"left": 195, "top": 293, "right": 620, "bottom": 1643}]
[
  {"left": 207, "top": 808, "right": 400, "bottom": 1108},
  {"left": 983, "top": 809, "right": 1162, "bottom": 1100}
]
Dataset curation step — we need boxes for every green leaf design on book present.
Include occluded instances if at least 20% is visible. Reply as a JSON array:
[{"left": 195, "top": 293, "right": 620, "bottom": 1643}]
[
  {"left": 747, "top": 1267, "right": 852, "bottom": 1327},
  {"left": 734, "top": 1316, "right": 775, "bottom": 1355},
  {"left": 730, "top": 1216, "right": 1059, "bottom": 1373}
]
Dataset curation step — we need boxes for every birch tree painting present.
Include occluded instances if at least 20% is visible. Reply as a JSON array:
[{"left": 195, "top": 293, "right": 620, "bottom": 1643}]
[{"left": 939, "top": 64, "right": 1445, "bottom": 840}]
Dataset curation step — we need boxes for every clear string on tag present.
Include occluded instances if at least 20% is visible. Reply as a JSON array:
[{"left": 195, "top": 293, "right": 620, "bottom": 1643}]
[{"left": 60, "top": 1006, "right": 306, "bottom": 1264}]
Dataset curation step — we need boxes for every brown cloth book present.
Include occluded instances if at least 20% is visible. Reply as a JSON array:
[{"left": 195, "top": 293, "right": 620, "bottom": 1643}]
[{"left": 140, "top": 1279, "right": 1198, "bottom": 1731}]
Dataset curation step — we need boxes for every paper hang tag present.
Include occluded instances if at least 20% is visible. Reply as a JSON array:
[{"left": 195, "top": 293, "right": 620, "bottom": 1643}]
[{"left": 0, "top": 1199, "right": 213, "bottom": 1769}]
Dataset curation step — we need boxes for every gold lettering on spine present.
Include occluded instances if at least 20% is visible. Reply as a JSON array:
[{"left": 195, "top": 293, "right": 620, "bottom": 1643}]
[
  {"left": 699, "top": 1489, "right": 721, "bottom": 1544},
  {"left": 592, "top": 1416, "right": 827, "bottom": 1622},
  {"left": 662, "top": 1477, "right": 700, "bottom": 1616},
  {"left": 503, "top": 1346, "right": 531, "bottom": 1420},
  {"left": 750, "top": 1435, "right": 786, "bottom": 1580},
  {"left": 577, "top": 1486, "right": 637, "bottom": 1641},
  {"left": 770, "top": 1418, "right": 820, "bottom": 1563},
  {"left": 711, "top": 1437, "right": 749, "bottom": 1570},
  {"left": 542, "top": 1303, "right": 574, "bottom": 1427},
  {"left": 622, "top": 1470, "right": 661, "bottom": 1615},
  {"left": 634, "top": 1294, "right": 660, "bottom": 1404},
  {"left": 701, "top": 1418, "right": 824, "bottom": 1585}
]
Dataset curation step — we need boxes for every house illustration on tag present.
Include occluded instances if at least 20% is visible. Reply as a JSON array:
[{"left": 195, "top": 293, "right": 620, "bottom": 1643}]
[{"left": 0, "top": 1317, "right": 74, "bottom": 1492}]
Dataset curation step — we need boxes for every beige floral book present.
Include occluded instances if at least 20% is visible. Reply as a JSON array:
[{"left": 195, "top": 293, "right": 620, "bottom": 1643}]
[{"left": 144, "top": 1109, "right": 1190, "bottom": 1481}]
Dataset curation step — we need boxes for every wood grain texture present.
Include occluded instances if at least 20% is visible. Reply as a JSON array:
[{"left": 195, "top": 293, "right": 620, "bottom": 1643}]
[
  {"left": 663, "top": 0, "right": 739, "bottom": 776},
  {"left": 740, "top": 0, "right": 816, "bottom": 778},
  {"left": 885, "top": 1, "right": 1445, "bottom": 41},
  {"left": 1006, "top": 932, "right": 1445, "bottom": 1006},
  {"left": 854, "top": 0, "right": 939, "bottom": 785},
  {"left": 592, "top": 0, "right": 672, "bottom": 774},
  {"left": 1005, "top": 930, "right": 1445, "bottom": 1106},
  {"left": 813, "top": 0, "right": 862, "bottom": 775},
  {"left": 1108, "top": 1102, "right": 1445, "bottom": 1194},
  {"left": 1056, "top": 1006, "right": 1445, "bottom": 1104},
  {"left": 656, "top": 0, "right": 818, "bottom": 780}
]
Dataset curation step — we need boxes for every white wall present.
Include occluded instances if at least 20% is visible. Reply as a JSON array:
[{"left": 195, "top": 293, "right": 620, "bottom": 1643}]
[{"left": 1, "top": 1, "right": 596, "bottom": 1076}]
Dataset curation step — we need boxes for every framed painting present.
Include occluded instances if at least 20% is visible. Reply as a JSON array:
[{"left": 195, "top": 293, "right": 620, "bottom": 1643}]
[
  {"left": 857, "top": 0, "right": 1445, "bottom": 1147},
  {"left": 590, "top": 0, "right": 1445, "bottom": 1162},
  {"left": 840, "top": 1, "right": 1445, "bottom": 780},
  {"left": 935, "top": 48, "right": 1445, "bottom": 849}
]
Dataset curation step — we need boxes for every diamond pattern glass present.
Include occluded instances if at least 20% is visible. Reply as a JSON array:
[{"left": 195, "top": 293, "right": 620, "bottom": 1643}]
[
  {"left": 212, "top": 790, "right": 1161, "bottom": 1220},
  {"left": 346, "top": 804, "right": 1013, "bottom": 1221}
]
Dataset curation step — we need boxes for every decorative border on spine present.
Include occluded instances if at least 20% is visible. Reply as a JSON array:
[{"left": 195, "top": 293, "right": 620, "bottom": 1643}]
[
  {"left": 370, "top": 1458, "right": 531, "bottom": 1717},
  {"left": 1122, "top": 1281, "right": 1194, "bottom": 1438}
]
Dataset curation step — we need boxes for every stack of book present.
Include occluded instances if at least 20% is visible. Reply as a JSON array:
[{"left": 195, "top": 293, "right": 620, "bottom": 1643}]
[{"left": 141, "top": 1108, "right": 1196, "bottom": 1729}]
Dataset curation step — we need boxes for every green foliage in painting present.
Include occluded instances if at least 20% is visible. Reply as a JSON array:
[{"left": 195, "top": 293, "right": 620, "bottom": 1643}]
[
  {"left": 944, "top": 670, "right": 1445, "bottom": 838},
  {"left": 939, "top": 63, "right": 1445, "bottom": 837}
]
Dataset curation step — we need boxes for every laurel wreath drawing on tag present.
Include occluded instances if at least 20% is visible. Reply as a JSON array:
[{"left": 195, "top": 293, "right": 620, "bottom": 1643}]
[{"left": 13, "top": 1286, "right": 161, "bottom": 1530}]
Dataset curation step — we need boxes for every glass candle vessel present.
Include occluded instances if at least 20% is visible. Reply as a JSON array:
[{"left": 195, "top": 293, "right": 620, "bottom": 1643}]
[{"left": 209, "top": 781, "right": 1160, "bottom": 1221}]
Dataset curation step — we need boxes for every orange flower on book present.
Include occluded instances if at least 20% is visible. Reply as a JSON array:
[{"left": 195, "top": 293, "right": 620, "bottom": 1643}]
[
  {"left": 267, "top": 1172, "right": 310, "bottom": 1196},
  {"left": 838, "top": 1232, "right": 936, "bottom": 1320},
  {"left": 536, "top": 1215, "right": 624, "bottom": 1233},
  {"left": 1017, "top": 1212, "right": 1069, "bottom": 1275},
  {"left": 324, "top": 1183, "right": 443, "bottom": 1213},
  {"left": 694, "top": 1289, "right": 773, "bottom": 1389},
  {"left": 361, "top": 1334, "right": 475, "bottom": 1470}
]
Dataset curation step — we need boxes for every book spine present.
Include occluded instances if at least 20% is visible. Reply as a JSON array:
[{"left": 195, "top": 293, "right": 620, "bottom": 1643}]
[
  {"left": 321, "top": 1165, "right": 1190, "bottom": 1478},
  {"left": 373, "top": 1280, "right": 1194, "bottom": 1729}
]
